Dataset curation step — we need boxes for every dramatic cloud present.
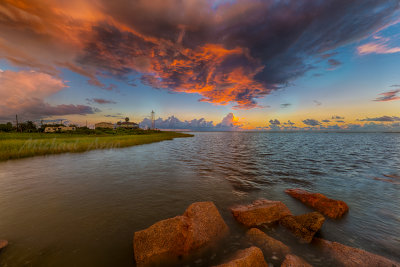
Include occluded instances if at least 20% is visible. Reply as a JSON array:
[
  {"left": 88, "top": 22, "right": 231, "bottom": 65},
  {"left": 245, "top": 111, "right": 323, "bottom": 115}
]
[
  {"left": 0, "top": 0, "right": 399, "bottom": 109},
  {"left": 280, "top": 103, "right": 291, "bottom": 108},
  {"left": 0, "top": 70, "right": 98, "bottom": 121},
  {"left": 302, "top": 119, "right": 321, "bottom": 126},
  {"left": 322, "top": 119, "right": 330, "bottom": 123},
  {"left": 87, "top": 98, "right": 117, "bottom": 105},
  {"left": 358, "top": 116, "right": 400, "bottom": 122},
  {"left": 373, "top": 90, "right": 400, "bottom": 101},
  {"left": 139, "top": 112, "right": 244, "bottom": 131}
]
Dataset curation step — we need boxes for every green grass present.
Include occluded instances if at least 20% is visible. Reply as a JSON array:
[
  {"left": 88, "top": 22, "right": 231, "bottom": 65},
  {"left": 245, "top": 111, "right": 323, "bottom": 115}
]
[{"left": 0, "top": 131, "right": 193, "bottom": 161}]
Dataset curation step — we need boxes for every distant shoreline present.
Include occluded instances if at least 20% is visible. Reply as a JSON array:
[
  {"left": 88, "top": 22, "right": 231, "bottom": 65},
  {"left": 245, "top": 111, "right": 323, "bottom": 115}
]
[{"left": 0, "top": 131, "right": 193, "bottom": 162}]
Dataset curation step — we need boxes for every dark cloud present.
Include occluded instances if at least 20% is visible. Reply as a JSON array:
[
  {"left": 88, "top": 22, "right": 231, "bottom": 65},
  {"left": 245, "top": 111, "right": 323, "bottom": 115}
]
[
  {"left": 332, "top": 115, "right": 345, "bottom": 119},
  {"left": 280, "top": 103, "right": 291, "bottom": 108},
  {"left": 322, "top": 119, "right": 330, "bottom": 123},
  {"left": 327, "top": 58, "right": 342, "bottom": 69},
  {"left": 269, "top": 119, "right": 281, "bottom": 125},
  {"left": 390, "top": 84, "right": 400, "bottom": 87},
  {"left": 283, "top": 120, "right": 295, "bottom": 126},
  {"left": 373, "top": 89, "right": 400, "bottom": 101},
  {"left": 0, "top": 0, "right": 399, "bottom": 109},
  {"left": 320, "top": 52, "right": 339, "bottom": 59},
  {"left": 336, "top": 120, "right": 345, "bottom": 123},
  {"left": 303, "top": 119, "right": 321, "bottom": 126},
  {"left": 358, "top": 116, "right": 400, "bottom": 122},
  {"left": 87, "top": 98, "right": 117, "bottom": 105},
  {"left": 313, "top": 100, "right": 322, "bottom": 106}
]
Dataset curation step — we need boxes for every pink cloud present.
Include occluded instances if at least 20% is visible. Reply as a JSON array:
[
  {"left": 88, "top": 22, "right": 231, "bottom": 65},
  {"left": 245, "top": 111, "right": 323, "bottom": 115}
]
[
  {"left": 0, "top": 70, "right": 97, "bottom": 120},
  {"left": 358, "top": 39, "right": 400, "bottom": 55}
]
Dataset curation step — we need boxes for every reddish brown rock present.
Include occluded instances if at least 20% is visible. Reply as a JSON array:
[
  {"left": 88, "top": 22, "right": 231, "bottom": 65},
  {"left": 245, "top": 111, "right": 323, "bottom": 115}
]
[
  {"left": 133, "top": 201, "right": 229, "bottom": 265},
  {"left": 246, "top": 228, "right": 290, "bottom": 259},
  {"left": 214, "top": 246, "right": 269, "bottom": 267},
  {"left": 281, "top": 254, "right": 313, "bottom": 267},
  {"left": 231, "top": 199, "right": 292, "bottom": 227},
  {"left": 280, "top": 212, "right": 325, "bottom": 243},
  {"left": 313, "top": 238, "right": 399, "bottom": 267},
  {"left": 285, "top": 188, "right": 349, "bottom": 219},
  {"left": 0, "top": 240, "right": 8, "bottom": 251}
]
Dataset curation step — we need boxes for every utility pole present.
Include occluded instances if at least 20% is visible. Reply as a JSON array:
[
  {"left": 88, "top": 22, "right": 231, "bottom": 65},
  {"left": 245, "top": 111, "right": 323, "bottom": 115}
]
[
  {"left": 15, "top": 114, "right": 19, "bottom": 132},
  {"left": 151, "top": 110, "right": 155, "bottom": 130}
]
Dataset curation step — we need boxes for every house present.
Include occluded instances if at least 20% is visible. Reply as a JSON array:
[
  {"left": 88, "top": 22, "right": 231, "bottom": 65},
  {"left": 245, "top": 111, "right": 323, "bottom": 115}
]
[
  {"left": 95, "top": 122, "right": 114, "bottom": 129},
  {"left": 116, "top": 121, "right": 139, "bottom": 129},
  {"left": 44, "top": 125, "right": 76, "bottom": 133}
]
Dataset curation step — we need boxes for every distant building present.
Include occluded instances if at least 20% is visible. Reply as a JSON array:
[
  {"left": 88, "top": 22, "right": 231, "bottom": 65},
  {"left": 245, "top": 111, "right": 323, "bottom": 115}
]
[
  {"left": 44, "top": 126, "right": 76, "bottom": 133},
  {"left": 116, "top": 121, "right": 139, "bottom": 129},
  {"left": 95, "top": 122, "right": 114, "bottom": 129}
]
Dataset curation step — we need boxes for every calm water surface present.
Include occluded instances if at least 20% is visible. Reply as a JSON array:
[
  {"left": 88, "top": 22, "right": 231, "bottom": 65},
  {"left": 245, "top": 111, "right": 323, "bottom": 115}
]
[{"left": 0, "top": 132, "right": 399, "bottom": 266}]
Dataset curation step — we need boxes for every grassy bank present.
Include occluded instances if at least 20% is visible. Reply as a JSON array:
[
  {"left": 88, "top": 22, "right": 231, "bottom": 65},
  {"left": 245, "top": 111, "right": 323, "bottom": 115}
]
[{"left": 0, "top": 131, "right": 193, "bottom": 161}]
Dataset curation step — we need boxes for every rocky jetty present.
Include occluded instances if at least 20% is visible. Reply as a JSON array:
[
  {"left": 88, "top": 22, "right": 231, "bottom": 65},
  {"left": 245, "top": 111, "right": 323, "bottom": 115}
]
[
  {"left": 0, "top": 240, "right": 7, "bottom": 251},
  {"left": 213, "top": 246, "right": 268, "bottom": 267},
  {"left": 246, "top": 228, "right": 290, "bottom": 260},
  {"left": 313, "top": 238, "right": 400, "bottom": 267},
  {"left": 281, "top": 254, "right": 313, "bottom": 267},
  {"left": 280, "top": 212, "right": 325, "bottom": 243},
  {"left": 285, "top": 188, "right": 349, "bottom": 219},
  {"left": 231, "top": 199, "right": 292, "bottom": 227},
  {"left": 133, "top": 201, "right": 229, "bottom": 266}
]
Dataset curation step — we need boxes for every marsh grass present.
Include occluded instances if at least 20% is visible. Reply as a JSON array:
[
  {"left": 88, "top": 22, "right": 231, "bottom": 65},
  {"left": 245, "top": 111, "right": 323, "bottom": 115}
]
[{"left": 0, "top": 132, "right": 193, "bottom": 161}]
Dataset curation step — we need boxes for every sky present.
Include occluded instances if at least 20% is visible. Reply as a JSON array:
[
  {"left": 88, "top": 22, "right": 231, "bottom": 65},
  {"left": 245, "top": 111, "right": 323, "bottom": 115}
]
[{"left": 0, "top": 0, "right": 399, "bottom": 131}]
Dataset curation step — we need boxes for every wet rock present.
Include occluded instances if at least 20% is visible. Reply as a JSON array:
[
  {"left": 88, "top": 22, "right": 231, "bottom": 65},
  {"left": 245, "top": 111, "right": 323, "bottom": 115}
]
[
  {"left": 285, "top": 188, "right": 349, "bottom": 219},
  {"left": 246, "top": 228, "right": 290, "bottom": 259},
  {"left": 280, "top": 212, "right": 325, "bottom": 243},
  {"left": 231, "top": 199, "right": 292, "bottom": 227},
  {"left": 313, "top": 238, "right": 400, "bottom": 267},
  {"left": 0, "top": 240, "right": 8, "bottom": 251},
  {"left": 281, "top": 254, "right": 313, "bottom": 267},
  {"left": 133, "top": 201, "right": 229, "bottom": 265},
  {"left": 213, "top": 246, "right": 269, "bottom": 267}
]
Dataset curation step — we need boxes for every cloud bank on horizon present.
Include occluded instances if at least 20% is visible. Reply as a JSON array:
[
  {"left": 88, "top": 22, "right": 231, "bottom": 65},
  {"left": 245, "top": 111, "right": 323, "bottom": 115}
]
[{"left": 0, "top": 0, "right": 399, "bottom": 119}]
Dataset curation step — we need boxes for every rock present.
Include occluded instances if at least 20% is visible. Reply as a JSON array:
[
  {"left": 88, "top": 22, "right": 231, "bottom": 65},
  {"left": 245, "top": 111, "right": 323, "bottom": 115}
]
[
  {"left": 281, "top": 254, "right": 313, "bottom": 267},
  {"left": 285, "top": 188, "right": 349, "bottom": 219},
  {"left": 231, "top": 199, "right": 292, "bottom": 227},
  {"left": 313, "top": 238, "right": 400, "bottom": 267},
  {"left": 213, "top": 246, "right": 269, "bottom": 267},
  {"left": 280, "top": 212, "right": 325, "bottom": 243},
  {"left": 133, "top": 201, "right": 229, "bottom": 265},
  {"left": 0, "top": 240, "right": 8, "bottom": 251},
  {"left": 246, "top": 228, "right": 290, "bottom": 259}
]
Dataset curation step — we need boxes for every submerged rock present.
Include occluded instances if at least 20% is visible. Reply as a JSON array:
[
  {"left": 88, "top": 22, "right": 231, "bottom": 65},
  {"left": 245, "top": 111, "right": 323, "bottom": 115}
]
[
  {"left": 281, "top": 254, "right": 313, "bottom": 267},
  {"left": 231, "top": 199, "right": 292, "bottom": 227},
  {"left": 133, "top": 201, "right": 229, "bottom": 265},
  {"left": 246, "top": 228, "right": 290, "bottom": 260},
  {"left": 0, "top": 240, "right": 7, "bottom": 251},
  {"left": 213, "top": 246, "right": 269, "bottom": 267},
  {"left": 313, "top": 238, "right": 400, "bottom": 267},
  {"left": 285, "top": 188, "right": 349, "bottom": 219},
  {"left": 280, "top": 212, "right": 325, "bottom": 243}
]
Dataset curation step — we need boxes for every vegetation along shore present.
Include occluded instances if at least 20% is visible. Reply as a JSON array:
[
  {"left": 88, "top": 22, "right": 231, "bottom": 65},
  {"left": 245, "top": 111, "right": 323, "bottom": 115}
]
[{"left": 0, "top": 130, "right": 193, "bottom": 162}]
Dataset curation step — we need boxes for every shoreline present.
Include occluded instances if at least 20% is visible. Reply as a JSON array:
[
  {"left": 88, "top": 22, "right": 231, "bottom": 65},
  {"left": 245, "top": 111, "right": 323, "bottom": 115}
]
[{"left": 0, "top": 131, "right": 193, "bottom": 162}]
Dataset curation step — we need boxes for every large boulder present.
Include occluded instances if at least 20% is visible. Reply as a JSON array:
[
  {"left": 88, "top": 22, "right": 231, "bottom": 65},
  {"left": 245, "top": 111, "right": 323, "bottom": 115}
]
[
  {"left": 231, "top": 199, "right": 292, "bottom": 227},
  {"left": 285, "top": 188, "right": 349, "bottom": 219},
  {"left": 246, "top": 228, "right": 290, "bottom": 260},
  {"left": 0, "top": 240, "right": 8, "bottom": 251},
  {"left": 281, "top": 254, "right": 313, "bottom": 267},
  {"left": 313, "top": 238, "right": 399, "bottom": 267},
  {"left": 133, "top": 201, "right": 229, "bottom": 265},
  {"left": 213, "top": 246, "right": 269, "bottom": 267},
  {"left": 280, "top": 212, "right": 325, "bottom": 243}
]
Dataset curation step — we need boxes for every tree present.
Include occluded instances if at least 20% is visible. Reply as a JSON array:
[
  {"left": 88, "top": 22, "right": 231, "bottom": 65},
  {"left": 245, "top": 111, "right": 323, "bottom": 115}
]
[{"left": 125, "top": 117, "right": 130, "bottom": 122}]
